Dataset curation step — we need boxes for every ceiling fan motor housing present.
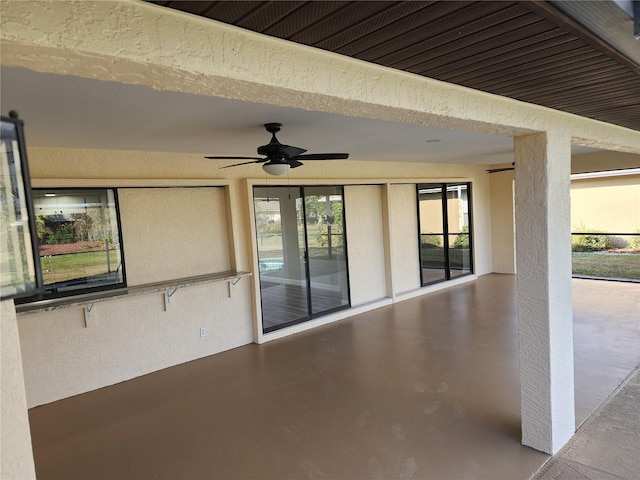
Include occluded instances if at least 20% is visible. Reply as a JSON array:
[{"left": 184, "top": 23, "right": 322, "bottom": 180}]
[
  {"left": 264, "top": 123, "right": 282, "bottom": 134},
  {"left": 257, "top": 123, "right": 304, "bottom": 161},
  {"left": 258, "top": 123, "right": 284, "bottom": 159}
]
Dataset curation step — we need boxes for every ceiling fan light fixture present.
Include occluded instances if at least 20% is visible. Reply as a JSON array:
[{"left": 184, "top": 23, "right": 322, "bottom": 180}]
[{"left": 262, "top": 163, "right": 289, "bottom": 176}]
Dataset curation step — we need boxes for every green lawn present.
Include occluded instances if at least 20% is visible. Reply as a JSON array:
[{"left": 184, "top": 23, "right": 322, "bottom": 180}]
[
  {"left": 572, "top": 252, "right": 640, "bottom": 280},
  {"left": 42, "top": 251, "right": 120, "bottom": 284}
]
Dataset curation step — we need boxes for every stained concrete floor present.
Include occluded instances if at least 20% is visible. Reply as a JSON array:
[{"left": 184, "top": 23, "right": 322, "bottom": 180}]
[{"left": 27, "top": 275, "right": 639, "bottom": 480}]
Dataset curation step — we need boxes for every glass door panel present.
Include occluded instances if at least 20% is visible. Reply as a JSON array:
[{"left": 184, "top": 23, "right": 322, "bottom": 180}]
[
  {"left": 254, "top": 187, "right": 309, "bottom": 332},
  {"left": 447, "top": 185, "right": 472, "bottom": 278},
  {"left": 418, "top": 184, "right": 446, "bottom": 284},
  {"left": 304, "top": 187, "right": 350, "bottom": 315}
]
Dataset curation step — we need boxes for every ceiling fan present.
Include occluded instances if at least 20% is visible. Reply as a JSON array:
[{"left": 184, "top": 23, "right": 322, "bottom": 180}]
[
  {"left": 486, "top": 162, "right": 515, "bottom": 174},
  {"left": 205, "top": 123, "right": 349, "bottom": 175}
]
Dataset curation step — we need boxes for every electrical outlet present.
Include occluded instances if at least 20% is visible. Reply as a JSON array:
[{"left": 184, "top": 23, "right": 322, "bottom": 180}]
[{"left": 200, "top": 327, "right": 207, "bottom": 338}]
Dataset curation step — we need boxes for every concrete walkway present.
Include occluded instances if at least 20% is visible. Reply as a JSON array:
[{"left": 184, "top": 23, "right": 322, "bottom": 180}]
[{"left": 533, "top": 367, "right": 640, "bottom": 480}]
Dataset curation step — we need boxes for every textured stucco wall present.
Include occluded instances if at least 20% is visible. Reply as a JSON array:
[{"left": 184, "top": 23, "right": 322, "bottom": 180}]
[
  {"left": 19, "top": 280, "right": 253, "bottom": 408},
  {"left": 490, "top": 174, "right": 516, "bottom": 274},
  {"left": 388, "top": 184, "right": 421, "bottom": 295},
  {"left": 344, "top": 185, "right": 387, "bottom": 306},
  {"left": 1, "top": 300, "right": 36, "bottom": 479},
  {"left": 515, "top": 132, "right": 574, "bottom": 454},
  {"left": 118, "top": 188, "right": 231, "bottom": 285},
  {"left": 572, "top": 151, "right": 640, "bottom": 173}
]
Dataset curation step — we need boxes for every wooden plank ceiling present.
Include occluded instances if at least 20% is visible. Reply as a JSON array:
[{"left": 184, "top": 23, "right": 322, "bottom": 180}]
[{"left": 150, "top": 1, "right": 640, "bottom": 132}]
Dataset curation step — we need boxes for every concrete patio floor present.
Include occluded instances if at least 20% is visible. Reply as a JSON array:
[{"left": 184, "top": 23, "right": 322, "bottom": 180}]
[{"left": 27, "top": 275, "right": 639, "bottom": 479}]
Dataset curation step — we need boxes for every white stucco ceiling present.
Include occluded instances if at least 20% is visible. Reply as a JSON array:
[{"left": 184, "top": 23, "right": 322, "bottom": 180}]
[{"left": 2, "top": 66, "right": 601, "bottom": 166}]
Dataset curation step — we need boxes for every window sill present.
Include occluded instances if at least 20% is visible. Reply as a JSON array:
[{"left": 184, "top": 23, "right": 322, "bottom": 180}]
[{"left": 16, "top": 270, "right": 252, "bottom": 317}]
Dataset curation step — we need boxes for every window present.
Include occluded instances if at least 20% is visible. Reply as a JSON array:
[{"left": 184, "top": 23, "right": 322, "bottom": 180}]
[
  {"left": 417, "top": 183, "right": 473, "bottom": 285},
  {"left": 0, "top": 115, "right": 42, "bottom": 299},
  {"left": 29, "top": 188, "right": 125, "bottom": 297}
]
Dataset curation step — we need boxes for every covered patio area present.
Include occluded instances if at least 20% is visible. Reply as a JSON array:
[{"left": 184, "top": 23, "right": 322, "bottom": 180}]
[{"left": 27, "top": 275, "right": 639, "bottom": 479}]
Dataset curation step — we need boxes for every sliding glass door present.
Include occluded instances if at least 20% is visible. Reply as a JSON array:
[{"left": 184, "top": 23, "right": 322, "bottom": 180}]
[
  {"left": 254, "top": 186, "right": 350, "bottom": 333},
  {"left": 418, "top": 183, "right": 473, "bottom": 285}
]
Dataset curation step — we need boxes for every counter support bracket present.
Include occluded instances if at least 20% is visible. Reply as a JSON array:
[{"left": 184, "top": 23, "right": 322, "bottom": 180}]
[
  {"left": 163, "top": 287, "right": 179, "bottom": 311},
  {"left": 83, "top": 303, "right": 95, "bottom": 328}
]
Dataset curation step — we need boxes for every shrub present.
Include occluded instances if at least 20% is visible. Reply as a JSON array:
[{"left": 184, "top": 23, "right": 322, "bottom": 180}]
[
  {"left": 452, "top": 226, "right": 469, "bottom": 249},
  {"left": 572, "top": 226, "right": 612, "bottom": 252},
  {"left": 421, "top": 235, "right": 441, "bottom": 249}
]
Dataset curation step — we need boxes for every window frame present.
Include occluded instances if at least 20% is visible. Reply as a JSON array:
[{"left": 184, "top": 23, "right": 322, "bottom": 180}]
[
  {"left": 0, "top": 114, "right": 43, "bottom": 300},
  {"left": 253, "top": 184, "right": 352, "bottom": 334},
  {"left": 417, "top": 182, "right": 474, "bottom": 286},
  {"left": 17, "top": 187, "right": 127, "bottom": 303}
]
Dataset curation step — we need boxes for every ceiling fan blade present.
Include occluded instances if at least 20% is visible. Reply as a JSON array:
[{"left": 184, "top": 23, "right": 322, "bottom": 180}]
[
  {"left": 204, "top": 156, "right": 264, "bottom": 160},
  {"left": 288, "top": 159, "right": 304, "bottom": 169},
  {"left": 291, "top": 153, "right": 349, "bottom": 161},
  {"left": 281, "top": 145, "right": 307, "bottom": 158},
  {"left": 219, "top": 159, "right": 267, "bottom": 169},
  {"left": 485, "top": 167, "right": 515, "bottom": 174}
]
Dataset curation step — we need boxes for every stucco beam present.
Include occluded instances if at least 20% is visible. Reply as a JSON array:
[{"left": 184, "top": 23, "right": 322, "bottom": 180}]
[
  {"left": 2, "top": 0, "right": 639, "bottom": 152},
  {"left": 0, "top": 40, "right": 526, "bottom": 139}
]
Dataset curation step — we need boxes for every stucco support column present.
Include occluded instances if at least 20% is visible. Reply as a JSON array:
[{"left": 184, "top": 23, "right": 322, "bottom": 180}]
[
  {"left": 1, "top": 300, "right": 36, "bottom": 479},
  {"left": 514, "top": 131, "right": 575, "bottom": 454}
]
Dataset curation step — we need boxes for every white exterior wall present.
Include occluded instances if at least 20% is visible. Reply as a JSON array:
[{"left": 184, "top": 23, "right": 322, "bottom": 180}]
[
  {"left": 19, "top": 280, "right": 253, "bottom": 408},
  {"left": 571, "top": 175, "right": 640, "bottom": 234},
  {"left": 344, "top": 185, "right": 387, "bottom": 306},
  {"left": 388, "top": 184, "right": 421, "bottom": 296},
  {"left": 515, "top": 132, "right": 575, "bottom": 454},
  {"left": 118, "top": 188, "right": 231, "bottom": 284},
  {"left": 1, "top": 300, "right": 36, "bottom": 479},
  {"left": 490, "top": 174, "right": 516, "bottom": 274}
]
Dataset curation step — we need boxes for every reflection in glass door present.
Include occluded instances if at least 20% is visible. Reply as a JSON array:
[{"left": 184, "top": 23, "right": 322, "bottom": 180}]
[
  {"left": 254, "top": 186, "right": 350, "bottom": 333},
  {"left": 305, "top": 187, "right": 350, "bottom": 315}
]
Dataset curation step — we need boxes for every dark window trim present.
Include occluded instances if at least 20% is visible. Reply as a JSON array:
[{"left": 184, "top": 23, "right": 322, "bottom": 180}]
[
  {"left": 0, "top": 114, "right": 43, "bottom": 300},
  {"left": 16, "top": 187, "right": 127, "bottom": 304},
  {"left": 417, "top": 182, "right": 474, "bottom": 287},
  {"left": 253, "top": 184, "right": 351, "bottom": 334}
]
